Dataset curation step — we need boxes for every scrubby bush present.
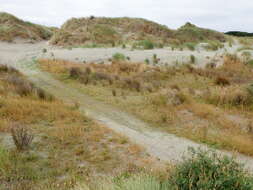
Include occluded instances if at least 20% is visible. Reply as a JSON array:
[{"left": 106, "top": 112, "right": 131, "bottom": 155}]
[
  {"left": 145, "top": 58, "right": 150, "bottom": 64},
  {"left": 42, "top": 48, "right": 47, "bottom": 53},
  {"left": 136, "top": 40, "right": 154, "bottom": 50},
  {"left": 69, "top": 67, "right": 83, "bottom": 78},
  {"left": 215, "top": 76, "right": 230, "bottom": 86},
  {"left": 11, "top": 123, "right": 34, "bottom": 151},
  {"left": 112, "top": 53, "right": 126, "bottom": 61},
  {"left": 204, "top": 86, "right": 253, "bottom": 106},
  {"left": 0, "top": 64, "right": 18, "bottom": 73},
  {"left": 241, "top": 51, "right": 251, "bottom": 62},
  {"left": 184, "top": 42, "right": 196, "bottom": 51},
  {"left": 169, "top": 148, "right": 253, "bottom": 190},
  {"left": 190, "top": 55, "right": 195, "bottom": 64},
  {"left": 205, "top": 41, "right": 224, "bottom": 51},
  {"left": 6, "top": 75, "right": 33, "bottom": 96},
  {"left": 247, "top": 60, "right": 253, "bottom": 66}
]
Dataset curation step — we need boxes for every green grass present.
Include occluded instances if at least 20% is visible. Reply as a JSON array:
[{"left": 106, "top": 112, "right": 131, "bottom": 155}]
[
  {"left": 169, "top": 148, "right": 253, "bottom": 190},
  {"left": 237, "top": 46, "right": 253, "bottom": 52},
  {"left": 247, "top": 59, "right": 253, "bottom": 66},
  {"left": 112, "top": 53, "right": 126, "bottom": 61},
  {"left": 134, "top": 40, "right": 155, "bottom": 50},
  {"left": 74, "top": 149, "right": 253, "bottom": 190}
]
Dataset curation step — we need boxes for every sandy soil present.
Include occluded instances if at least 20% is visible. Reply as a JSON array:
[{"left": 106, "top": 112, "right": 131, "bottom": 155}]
[
  {"left": 41, "top": 43, "right": 236, "bottom": 67},
  {"left": 1, "top": 41, "right": 253, "bottom": 172}
]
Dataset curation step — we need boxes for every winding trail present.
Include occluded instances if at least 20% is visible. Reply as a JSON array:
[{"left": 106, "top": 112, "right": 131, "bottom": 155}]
[{"left": 1, "top": 41, "right": 253, "bottom": 172}]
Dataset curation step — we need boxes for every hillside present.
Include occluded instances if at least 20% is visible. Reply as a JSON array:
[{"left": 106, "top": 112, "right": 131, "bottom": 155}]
[
  {"left": 50, "top": 16, "right": 227, "bottom": 47},
  {"left": 175, "top": 22, "right": 226, "bottom": 43},
  {"left": 0, "top": 12, "right": 53, "bottom": 42}
]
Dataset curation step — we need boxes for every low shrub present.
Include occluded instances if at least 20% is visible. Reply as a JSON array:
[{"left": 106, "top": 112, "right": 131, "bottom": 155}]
[
  {"left": 11, "top": 123, "right": 34, "bottom": 151},
  {"left": 0, "top": 64, "right": 18, "bottom": 73},
  {"left": 184, "top": 42, "right": 196, "bottom": 51},
  {"left": 204, "top": 86, "right": 253, "bottom": 106},
  {"left": 69, "top": 67, "right": 83, "bottom": 78},
  {"left": 215, "top": 76, "right": 230, "bottom": 86},
  {"left": 190, "top": 55, "right": 195, "bottom": 64},
  {"left": 247, "top": 60, "right": 253, "bottom": 66},
  {"left": 169, "top": 148, "right": 253, "bottom": 190},
  {"left": 136, "top": 40, "right": 154, "bottom": 50},
  {"left": 112, "top": 53, "right": 126, "bottom": 61}
]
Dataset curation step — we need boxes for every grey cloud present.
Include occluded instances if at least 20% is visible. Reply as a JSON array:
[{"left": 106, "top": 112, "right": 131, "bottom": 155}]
[{"left": 0, "top": 0, "right": 252, "bottom": 32}]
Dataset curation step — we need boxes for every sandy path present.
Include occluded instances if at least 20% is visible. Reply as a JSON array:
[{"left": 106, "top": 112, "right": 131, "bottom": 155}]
[
  {"left": 1, "top": 41, "right": 253, "bottom": 172},
  {"left": 39, "top": 42, "right": 243, "bottom": 67}
]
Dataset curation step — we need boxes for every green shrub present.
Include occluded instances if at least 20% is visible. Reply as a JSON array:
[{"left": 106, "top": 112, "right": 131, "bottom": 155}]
[
  {"left": 205, "top": 41, "right": 224, "bottom": 51},
  {"left": 153, "top": 54, "right": 159, "bottom": 64},
  {"left": 112, "top": 53, "right": 126, "bottom": 61},
  {"left": 247, "top": 59, "right": 253, "bottom": 66},
  {"left": 42, "top": 48, "right": 47, "bottom": 53},
  {"left": 190, "top": 55, "right": 195, "bottom": 64},
  {"left": 169, "top": 148, "right": 253, "bottom": 190},
  {"left": 145, "top": 58, "right": 150, "bottom": 64},
  {"left": 136, "top": 40, "right": 154, "bottom": 50},
  {"left": 242, "top": 51, "right": 251, "bottom": 62},
  {"left": 184, "top": 42, "right": 196, "bottom": 51}
]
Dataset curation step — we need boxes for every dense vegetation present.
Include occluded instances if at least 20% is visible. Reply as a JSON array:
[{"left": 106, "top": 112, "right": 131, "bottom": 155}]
[{"left": 226, "top": 31, "right": 253, "bottom": 37}]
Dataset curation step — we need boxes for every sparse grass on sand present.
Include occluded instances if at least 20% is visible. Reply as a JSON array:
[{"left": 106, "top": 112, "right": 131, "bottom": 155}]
[
  {"left": 38, "top": 54, "right": 253, "bottom": 156},
  {"left": 0, "top": 64, "right": 160, "bottom": 190}
]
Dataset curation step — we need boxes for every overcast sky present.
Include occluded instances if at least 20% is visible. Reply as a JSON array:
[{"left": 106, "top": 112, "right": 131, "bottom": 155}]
[{"left": 0, "top": 0, "right": 252, "bottom": 32}]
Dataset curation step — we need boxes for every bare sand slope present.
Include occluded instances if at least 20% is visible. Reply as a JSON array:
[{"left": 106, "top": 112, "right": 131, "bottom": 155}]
[{"left": 1, "top": 41, "right": 253, "bottom": 172}]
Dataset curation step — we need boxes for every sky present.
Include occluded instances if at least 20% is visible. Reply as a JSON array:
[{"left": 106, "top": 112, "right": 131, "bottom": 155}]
[{"left": 0, "top": 0, "right": 252, "bottom": 32}]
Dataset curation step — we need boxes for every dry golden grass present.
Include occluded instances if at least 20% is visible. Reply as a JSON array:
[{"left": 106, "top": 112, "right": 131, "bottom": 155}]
[
  {"left": 38, "top": 56, "right": 253, "bottom": 156},
  {"left": 0, "top": 65, "right": 159, "bottom": 190}
]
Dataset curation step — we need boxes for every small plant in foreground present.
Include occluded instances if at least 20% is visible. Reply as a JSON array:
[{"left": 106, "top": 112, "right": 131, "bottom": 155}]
[
  {"left": 247, "top": 59, "right": 253, "bottom": 66},
  {"left": 169, "top": 148, "right": 253, "bottom": 190},
  {"left": 112, "top": 89, "right": 117, "bottom": 97},
  {"left": 11, "top": 123, "right": 34, "bottom": 151},
  {"left": 190, "top": 54, "right": 195, "bottom": 64},
  {"left": 42, "top": 48, "right": 47, "bottom": 53},
  {"left": 153, "top": 54, "right": 159, "bottom": 64},
  {"left": 137, "top": 40, "right": 154, "bottom": 50},
  {"left": 215, "top": 76, "right": 230, "bottom": 86},
  {"left": 145, "top": 58, "right": 150, "bottom": 64}
]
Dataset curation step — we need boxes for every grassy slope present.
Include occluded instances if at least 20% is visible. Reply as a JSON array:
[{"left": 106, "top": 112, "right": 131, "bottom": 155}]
[
  {"left": 0, "top": 12, "right": 53, "bottom": 42},
  {"left": 50, "top": 17, "right": 226, "bottom": 47},
  {"left": 0, "top": 65, "right": 158, "bottom": 190},
  {"left": 38, "top": 56, "right": 253, "bottom": 156}
]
